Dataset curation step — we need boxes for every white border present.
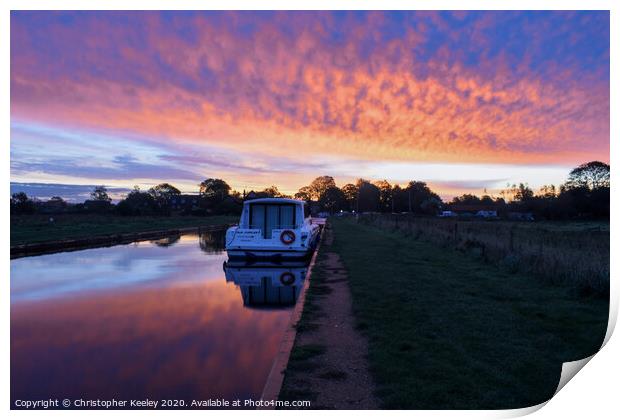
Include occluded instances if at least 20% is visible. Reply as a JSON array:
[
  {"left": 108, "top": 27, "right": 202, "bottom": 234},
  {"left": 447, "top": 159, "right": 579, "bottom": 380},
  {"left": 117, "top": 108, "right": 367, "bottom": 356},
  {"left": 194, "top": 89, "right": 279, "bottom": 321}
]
[{"left": 3, "top": 2, "right": 616, "bottom": 419}]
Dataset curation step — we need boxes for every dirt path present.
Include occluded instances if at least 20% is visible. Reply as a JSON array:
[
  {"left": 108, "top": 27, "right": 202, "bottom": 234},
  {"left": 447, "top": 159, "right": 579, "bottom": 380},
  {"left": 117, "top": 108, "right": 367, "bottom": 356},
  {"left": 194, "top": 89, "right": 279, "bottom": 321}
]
[{"left": 280, "top": 223, "right": 378, "bottom": 409}]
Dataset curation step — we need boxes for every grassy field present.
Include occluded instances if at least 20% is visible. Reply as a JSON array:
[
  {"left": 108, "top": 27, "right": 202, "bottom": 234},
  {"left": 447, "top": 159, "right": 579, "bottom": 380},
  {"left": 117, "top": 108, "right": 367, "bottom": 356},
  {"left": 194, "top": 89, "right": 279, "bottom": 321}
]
[
  {"left": 10, "top": 214, "right": 237, "bottom": 246},
  {"left": 313, "top": 218, "right": 608, "bottom": 409},
  {"left": 358, "top": 214, "right": 609, "bottom": 296}
]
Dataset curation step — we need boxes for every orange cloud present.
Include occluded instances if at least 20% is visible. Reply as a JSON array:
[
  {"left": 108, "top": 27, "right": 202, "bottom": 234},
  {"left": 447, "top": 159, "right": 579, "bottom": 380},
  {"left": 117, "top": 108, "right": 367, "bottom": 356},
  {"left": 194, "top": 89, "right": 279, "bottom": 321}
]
[{"left": 11, "top": 11, "right": 609, "bottom": 171}]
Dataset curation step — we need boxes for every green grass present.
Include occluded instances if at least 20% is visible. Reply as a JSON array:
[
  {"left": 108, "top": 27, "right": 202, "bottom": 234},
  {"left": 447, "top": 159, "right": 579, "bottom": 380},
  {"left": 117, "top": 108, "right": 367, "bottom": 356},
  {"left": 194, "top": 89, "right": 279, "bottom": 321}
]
[
  {"left": 10, "top": 214, "right": 237, "bottom": 246},
  {"left": 329, "top": 218, "right": 608, "bottom": 409},
  {"left": 361, "top": 214, "right": 609, "bottom": 296}
]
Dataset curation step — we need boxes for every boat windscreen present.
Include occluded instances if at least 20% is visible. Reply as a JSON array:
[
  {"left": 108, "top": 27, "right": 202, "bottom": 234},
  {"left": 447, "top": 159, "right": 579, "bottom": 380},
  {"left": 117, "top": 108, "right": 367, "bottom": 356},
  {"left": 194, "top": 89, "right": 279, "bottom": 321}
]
[{"left": 249, "top": 204, "right": 297, "bottom": 238}]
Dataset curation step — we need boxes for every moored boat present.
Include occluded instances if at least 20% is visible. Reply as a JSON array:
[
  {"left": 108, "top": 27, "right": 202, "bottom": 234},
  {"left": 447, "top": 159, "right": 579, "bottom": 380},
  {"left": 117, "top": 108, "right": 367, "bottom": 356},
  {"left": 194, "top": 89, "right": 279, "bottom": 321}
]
[{"left": 225, "top": 198, "right": 320, "bottom": 261}]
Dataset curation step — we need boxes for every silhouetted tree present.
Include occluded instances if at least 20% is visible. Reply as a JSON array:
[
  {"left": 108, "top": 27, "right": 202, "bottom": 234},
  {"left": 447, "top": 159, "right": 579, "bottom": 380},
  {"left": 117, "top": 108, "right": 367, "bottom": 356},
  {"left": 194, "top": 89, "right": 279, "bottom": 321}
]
[
  {"left": 148, "top": 183, "right": 181, "bottom": 202},
  {"left": 116, "top": 186, "right": 158, "bottom": 216},
  {"left": 356, "top": 179, "right": 380, "bottom": 212},
  {"left": 199, "top": 178, "right": 231, "bottom": 201},
  {"left": 451, "top": 194, "right": 482, "bottom": 205},
  {"left": 11, "top": 192, "right": 36, "bottom": 215},
  {"left": 307, "top": 176, "right": 336, "bottom": 201},
  {"left": 91, "top": 185, "right": 111, "bottom": 202},
  {"left": 500, "top": 183, "right": 534, "bottom": 203},
  {"left": 294, "top": 186, "right": 312, "bottom": 201},
  {"left": 420, "top": 197, "right": 442, "bottom": 215},
  {"left": 537, "top": 185, "right": 557, "bottom": 199},
  {"left": 374, "top": 180, "right": 393, "bottom": 213},
  {"left": 404, "top": 181, "right": 442, "bottom": 214},
  {"left": 341, "top": 183, "right": 358, "bottom": 211},
  {"left": 261, "top": 185, "right": 287, "bottom": 198},
  {"left": 566, "top": 161, "right": 610, "bottom": 190},
  {"left": 514, "top": 183, "right": 534, "bottom": 202},
  {"left": 392, "top": 184, "right": 407, "bottom": 212},
  {"left": 318, "top": 186, "right": 347, "bottom": 213}
]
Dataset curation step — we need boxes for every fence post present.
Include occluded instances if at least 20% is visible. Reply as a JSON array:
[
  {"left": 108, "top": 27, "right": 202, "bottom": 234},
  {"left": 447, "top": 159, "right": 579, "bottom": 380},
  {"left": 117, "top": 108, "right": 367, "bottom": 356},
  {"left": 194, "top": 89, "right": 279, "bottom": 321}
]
[
  {"left": 509, "top": 226, "right": 515, "bottom": 252},
  {"left": 454, "top": 222, "right": 458, "bottom": 243}
]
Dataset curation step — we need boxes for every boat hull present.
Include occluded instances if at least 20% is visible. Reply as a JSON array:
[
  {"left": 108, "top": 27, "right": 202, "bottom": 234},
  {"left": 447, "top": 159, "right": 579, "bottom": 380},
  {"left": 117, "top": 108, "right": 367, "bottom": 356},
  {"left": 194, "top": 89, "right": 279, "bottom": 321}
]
[{"left": 226, "top": 248, "right": 314, "bottom": 261}]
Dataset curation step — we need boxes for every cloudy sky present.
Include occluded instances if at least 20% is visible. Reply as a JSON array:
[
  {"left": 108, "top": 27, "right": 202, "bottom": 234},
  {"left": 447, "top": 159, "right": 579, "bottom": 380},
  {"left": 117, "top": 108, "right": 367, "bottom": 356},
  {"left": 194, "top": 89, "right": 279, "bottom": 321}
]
[{"left": 10, "top": 11, "right": 609, "bottom": 200}]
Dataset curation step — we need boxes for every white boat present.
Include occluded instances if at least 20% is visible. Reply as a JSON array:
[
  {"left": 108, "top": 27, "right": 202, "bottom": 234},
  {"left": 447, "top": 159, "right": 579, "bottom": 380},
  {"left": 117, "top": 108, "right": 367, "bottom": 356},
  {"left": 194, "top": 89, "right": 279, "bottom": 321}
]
[{"left": 225, "top": 198, "right": 320, "bottom": 261}]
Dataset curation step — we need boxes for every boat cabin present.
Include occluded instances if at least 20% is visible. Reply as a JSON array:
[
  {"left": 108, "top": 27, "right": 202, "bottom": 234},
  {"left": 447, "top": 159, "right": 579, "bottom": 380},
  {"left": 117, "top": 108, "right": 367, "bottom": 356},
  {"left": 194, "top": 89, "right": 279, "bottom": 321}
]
[{"left": 239, "top": 198, "right": 307, "bottom": 239}]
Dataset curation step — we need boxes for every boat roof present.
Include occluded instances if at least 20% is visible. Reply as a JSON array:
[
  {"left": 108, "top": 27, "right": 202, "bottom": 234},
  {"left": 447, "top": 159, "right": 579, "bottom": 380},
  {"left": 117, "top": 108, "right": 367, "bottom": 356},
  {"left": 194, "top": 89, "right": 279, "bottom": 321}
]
[{"left": 244, "top": 198, "right": 304, "bottom": 205}]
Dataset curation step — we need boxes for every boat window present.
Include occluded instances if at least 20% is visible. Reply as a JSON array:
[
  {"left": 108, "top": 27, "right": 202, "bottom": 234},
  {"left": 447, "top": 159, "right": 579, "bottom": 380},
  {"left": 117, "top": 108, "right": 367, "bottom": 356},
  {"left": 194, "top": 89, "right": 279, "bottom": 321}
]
[
  {"left": 265, "top": 205, "right": 279, "bottom": 239},
  {"left": 250, "top": 204, "right": 265, "bottom": 230},
  {"left": 249, "top": 203, "right": 297, "bottom": 238},
  {"left": 279, "top": 205, "right": 295, "bottom": 229}
]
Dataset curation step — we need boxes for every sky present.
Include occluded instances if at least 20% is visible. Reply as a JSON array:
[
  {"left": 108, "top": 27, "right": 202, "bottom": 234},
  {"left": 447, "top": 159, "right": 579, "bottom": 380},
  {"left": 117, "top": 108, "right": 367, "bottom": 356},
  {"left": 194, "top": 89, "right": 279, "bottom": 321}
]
[{"left": 10, "top": 11, "right": 610, "bottom": 201}]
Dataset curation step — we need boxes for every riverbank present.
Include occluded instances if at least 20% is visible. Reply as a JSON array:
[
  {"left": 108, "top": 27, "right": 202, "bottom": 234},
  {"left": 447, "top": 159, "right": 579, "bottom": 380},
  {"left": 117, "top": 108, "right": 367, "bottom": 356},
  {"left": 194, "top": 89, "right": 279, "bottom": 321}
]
[
  {"left": 11, "top": 214, "right": 237, "bottom": 257},
  {"left": 278, "top": 223, "right": 378, "bottom": 409},
  {"left": 280, "top": 217, "right": 608, "bottom": 409}
]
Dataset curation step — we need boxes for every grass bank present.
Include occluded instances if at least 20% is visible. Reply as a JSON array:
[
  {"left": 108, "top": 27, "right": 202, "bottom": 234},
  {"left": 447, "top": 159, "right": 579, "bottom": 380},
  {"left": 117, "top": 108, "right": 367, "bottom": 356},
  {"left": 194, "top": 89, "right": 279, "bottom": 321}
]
[
  {"left": 329, "top": 218, "right": 608, "bottom": 409},
  {"left": 358, "top": 214, "right": 609, "bottom": 296},
  {"left": 10, "top": 214, "right": 237, "bottom": 246}
]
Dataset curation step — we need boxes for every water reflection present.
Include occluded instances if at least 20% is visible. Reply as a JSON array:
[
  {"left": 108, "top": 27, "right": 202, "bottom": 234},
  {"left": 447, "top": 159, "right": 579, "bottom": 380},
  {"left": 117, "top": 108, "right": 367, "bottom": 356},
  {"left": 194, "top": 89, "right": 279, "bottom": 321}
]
[
  {"left": 224, "top": 263, "right": 307, "bottom": 309},
  {"left": 11, "top": 231, "right": 309, "bottom": 407},
  {"left": 199, "top": 230, "right": 226, "bottom": 254},
  {"left": 151, "top": 234, "right": 181, "bottom": 247}
]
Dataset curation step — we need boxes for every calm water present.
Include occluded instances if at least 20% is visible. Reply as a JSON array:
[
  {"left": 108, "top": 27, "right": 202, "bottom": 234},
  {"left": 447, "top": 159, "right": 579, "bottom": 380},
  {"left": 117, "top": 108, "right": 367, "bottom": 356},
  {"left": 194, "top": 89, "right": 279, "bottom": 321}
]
[{"left": 11, "top": 231, "right": 307, "bottom": 407}]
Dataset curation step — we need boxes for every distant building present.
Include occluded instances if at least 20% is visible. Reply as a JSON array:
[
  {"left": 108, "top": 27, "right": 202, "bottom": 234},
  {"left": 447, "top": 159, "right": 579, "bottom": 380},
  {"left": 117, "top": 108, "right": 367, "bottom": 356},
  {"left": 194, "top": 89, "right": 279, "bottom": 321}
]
[
  {"left": 449, "top": 204, "right": 498, "bottom": 218},
  {"left": 438, "top": 210, "right": 457, "bottom": 218},
  {"left": 450, "top": 204, "right": 494, "bottom": 213},
  {"left": 475, "top": 210, "right": 498, "bottom": 218}
]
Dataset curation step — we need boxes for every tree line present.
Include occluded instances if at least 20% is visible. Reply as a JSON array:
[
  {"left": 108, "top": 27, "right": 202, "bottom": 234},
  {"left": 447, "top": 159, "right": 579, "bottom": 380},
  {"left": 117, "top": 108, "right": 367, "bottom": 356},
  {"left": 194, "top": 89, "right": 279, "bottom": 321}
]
[{"left": 10, "top": 161, "right": 610, "bottom": 220}]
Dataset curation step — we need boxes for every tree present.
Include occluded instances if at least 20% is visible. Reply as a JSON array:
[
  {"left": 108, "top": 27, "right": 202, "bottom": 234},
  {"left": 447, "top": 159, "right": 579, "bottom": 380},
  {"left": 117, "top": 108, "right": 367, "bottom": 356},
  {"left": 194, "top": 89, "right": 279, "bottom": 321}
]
[
  {"left": 374, "top": 180, "right": 392, "bottom": 213},
  {"left": 148, "top": 183, "right": 181, "bottom": 202},
  {"left": 11, "top": 192, "right": 35, "bottom": 215},
  {"left": 420, "top": 197, "right": 442, "bottom": 215},
  {"left": 260, "top": 185, "right": 286, "bottom": 198},
  {"left": 295, "top": 186, "right": 312, "bottom": 201},
  {"left": 451, "top": 194, "right": 481, "bottom": 206},
  {"left": 46, "top": 196, "right": 68, "bottom": 211},
  {"left": 566, "top": 161, "right": 610, "bottom": 190},
  {"left": 199, "top": 179, "right": 231, "bottom": 200},
  {"left": 308, "top": 176, "right": 336, "bottom": 201},
  {"left": 391, "top": 184, "right": 407, "bottom": 212},
  {"left": 318, "top": 186, "right": 347, "bottom": 213},
  {"left": 91, "top": 185, "right": 111, "bottom": 202},
  {"left": 537, "top": 185, "right": 557, "bottom": 199},
  {"left": 514, "top": 183, "right": 534, "bottom": 202},
  {"left": 404, "top": 181, "right": 443, "bottom": 213},
  {"left": 500, "top": 183, "right": 533, "bottom": 202},
  {"left": 356, "top": 179, "right": 380, "bottom": 212},
  {"left": 341, "top": 183, "right": 358, "bottom": 211},
  {"left": 116, "top": 186, "right": 158, "bottom": 216}
]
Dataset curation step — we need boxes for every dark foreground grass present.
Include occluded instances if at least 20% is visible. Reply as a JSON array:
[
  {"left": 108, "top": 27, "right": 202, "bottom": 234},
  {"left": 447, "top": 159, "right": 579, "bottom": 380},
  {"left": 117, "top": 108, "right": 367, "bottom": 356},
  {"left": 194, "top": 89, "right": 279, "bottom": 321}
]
[
  {"left": 331, "top": 218, "right": 608, "bottom": 409},
  {"left": 10, "top": 214, "right": 237, "bottom": 246}
]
